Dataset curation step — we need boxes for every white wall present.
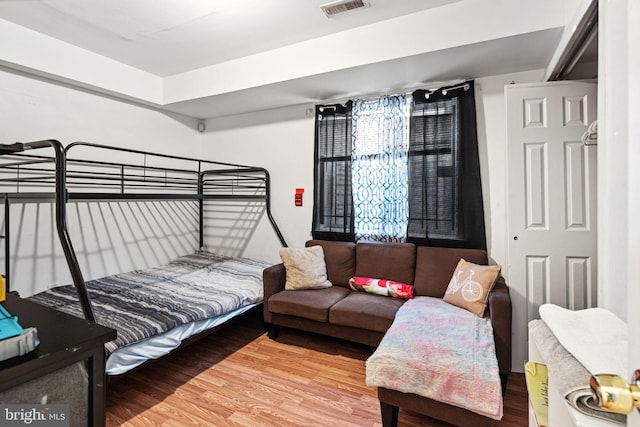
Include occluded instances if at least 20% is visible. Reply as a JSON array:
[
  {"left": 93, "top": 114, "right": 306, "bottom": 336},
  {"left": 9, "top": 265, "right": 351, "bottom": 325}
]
[
  {"left": 598, "top": 0, "right": 640, "bottom": 327},
  {"left": 200, "top": 69, "right": 545, "bottom": 268},
  {"left": 564, "top": 0, "right": 591, "bottom": 24},
  {"left": 0, "top": 66, "right": 548, "bottom": 297},
  {"left": 0, "top": 70, "right": 197, "bottom": 150},
  {"left": 597, "top": 0, "right": 628, "bottom": 320},
  {"left": 0, "top": 69, "right": 201, "bottom": 297},
  {"left": 200, "top": 106, "right": 315, "bottom": 264},
  {"left": 598, "top": 3, "right": 640, "bottom": 425},
  {"left": 623, "top": 3, "right": 640, "bottom": 425}
]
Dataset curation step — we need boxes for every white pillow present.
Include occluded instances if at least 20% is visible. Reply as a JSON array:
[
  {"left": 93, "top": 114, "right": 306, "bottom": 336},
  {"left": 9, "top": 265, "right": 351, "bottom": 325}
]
[{"left": 279, "top": 246, "right": 332, "bottom": 290}]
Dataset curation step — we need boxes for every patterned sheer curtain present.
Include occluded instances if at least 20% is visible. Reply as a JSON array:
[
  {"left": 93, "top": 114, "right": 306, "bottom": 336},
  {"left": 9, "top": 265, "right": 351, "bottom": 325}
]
[{"left": 351, "top": 95, "right": 410, "bottom": 242}]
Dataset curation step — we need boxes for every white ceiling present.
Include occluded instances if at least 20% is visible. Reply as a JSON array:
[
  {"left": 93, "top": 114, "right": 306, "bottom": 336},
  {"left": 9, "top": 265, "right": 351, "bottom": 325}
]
[
  {"left": 0, "top": 0, "right": 461, "bottom": 76},
  {"left": 0, "top": 0, "right": 567, "bottom": 119}
]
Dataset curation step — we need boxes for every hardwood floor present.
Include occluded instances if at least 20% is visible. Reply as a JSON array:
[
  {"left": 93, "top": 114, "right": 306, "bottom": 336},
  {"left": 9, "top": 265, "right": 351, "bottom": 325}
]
[{"left": 106, "top": 315, "right": 528, "bottom": 426}]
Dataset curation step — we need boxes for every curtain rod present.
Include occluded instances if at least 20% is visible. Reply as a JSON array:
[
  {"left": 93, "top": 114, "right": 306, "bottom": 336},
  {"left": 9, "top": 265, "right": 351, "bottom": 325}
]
[
  {"left": 318, "top": 80, "right": 472, "bottom": 107},
  {"left": 441, "top": 82, "right": 470, "bottom": 95},
  {"left": 421, "top": 82, "right": 470, "bottom": 99}
]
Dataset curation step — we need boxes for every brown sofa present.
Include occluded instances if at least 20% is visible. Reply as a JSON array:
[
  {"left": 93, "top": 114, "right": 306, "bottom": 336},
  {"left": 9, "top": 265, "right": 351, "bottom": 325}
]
[
  {"left": 263, "top": 240, "right": 512, "bottom": 391},
  {"left": 264, "top": 240, "right": 511, "bottom": 426}
]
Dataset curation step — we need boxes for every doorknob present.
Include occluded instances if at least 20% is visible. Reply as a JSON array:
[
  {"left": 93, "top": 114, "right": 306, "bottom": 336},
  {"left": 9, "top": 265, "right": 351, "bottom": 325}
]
[{"left": 590, "top": 370, "right": 640, "bottom": 414}]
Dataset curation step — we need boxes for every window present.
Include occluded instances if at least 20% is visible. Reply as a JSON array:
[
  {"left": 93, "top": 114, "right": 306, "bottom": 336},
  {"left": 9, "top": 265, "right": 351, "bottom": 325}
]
[{"left": 313, "top": 80, "right": 486, "bottom": 249}]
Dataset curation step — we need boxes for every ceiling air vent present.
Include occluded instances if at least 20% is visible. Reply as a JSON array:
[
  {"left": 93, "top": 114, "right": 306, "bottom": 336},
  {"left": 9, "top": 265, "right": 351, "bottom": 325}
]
[{"left": 321, "top": 0, "right": 368, "bottom": 17}]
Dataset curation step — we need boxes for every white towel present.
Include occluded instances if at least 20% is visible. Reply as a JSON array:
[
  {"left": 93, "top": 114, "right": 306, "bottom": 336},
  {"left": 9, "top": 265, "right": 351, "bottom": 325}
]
[{"left": 539, "top": 304, "right": 627, "bottom": 377}]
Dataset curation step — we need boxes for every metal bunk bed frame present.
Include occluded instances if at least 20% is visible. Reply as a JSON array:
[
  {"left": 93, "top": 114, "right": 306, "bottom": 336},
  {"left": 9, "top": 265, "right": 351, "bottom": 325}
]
[{"left": 0, "top": 139, "right": 287, "bottom": 323}]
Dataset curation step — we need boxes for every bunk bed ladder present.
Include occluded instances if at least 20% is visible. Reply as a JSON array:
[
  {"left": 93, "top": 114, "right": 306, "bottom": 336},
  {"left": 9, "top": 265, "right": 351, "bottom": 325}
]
[
  {"left": 264, "top": 169, "right": 287, "bottom": 247},
  {"left": 0, "top": 145, "right": 23, "bottom": 296},
  {"left": 198, "top": 163, "right": 204, "bottom": 248},
  {"left": 50, "top": 141, "right": 96, "bottom": 322},
  {"left": 0, "top": 140, "right": 97, "bottom": 323},
  {"left": 2, "top": 194, "right": 8, "bottom": 296}
]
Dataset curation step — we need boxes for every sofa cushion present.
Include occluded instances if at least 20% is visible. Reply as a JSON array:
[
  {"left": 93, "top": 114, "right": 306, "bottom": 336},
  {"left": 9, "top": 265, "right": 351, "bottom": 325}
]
[
  {"left": 268, "top": 287, "right": 350, "bottom": 322},
  {"left": 443, "top": 259, "right": 501, "bottom": 317},
  {"left": 306, "top": 240, "right": 356, "bottom": 287},
  {"left": 354, "top": 241, "right": 416, "bottom": 285},
  {"left": 279, "top": 246, "right": 332, "bottom": 290},
  {"left": 329, "top": 292, "right": 405, "bottom": 333},
  {"left": 414, "top": 247, "right": 488, "bottom": 298}
]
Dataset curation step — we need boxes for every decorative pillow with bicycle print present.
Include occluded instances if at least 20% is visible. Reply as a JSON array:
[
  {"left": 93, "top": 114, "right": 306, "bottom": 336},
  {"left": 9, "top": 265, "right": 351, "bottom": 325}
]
[
  {"left": 443, "top": 259, "right": 501, "bottom": 317},
  {"left": 349, "top": 276, "right": 414, "bottom": 299}
]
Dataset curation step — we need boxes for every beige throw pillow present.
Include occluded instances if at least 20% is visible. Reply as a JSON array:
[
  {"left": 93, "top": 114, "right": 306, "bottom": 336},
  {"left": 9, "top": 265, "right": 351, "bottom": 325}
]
[
  {"left": 443, "top": 258, "right": 501, "bottom": 317},
  {"left": 279, "top": 246, "right": 332, "bottom": 290}
]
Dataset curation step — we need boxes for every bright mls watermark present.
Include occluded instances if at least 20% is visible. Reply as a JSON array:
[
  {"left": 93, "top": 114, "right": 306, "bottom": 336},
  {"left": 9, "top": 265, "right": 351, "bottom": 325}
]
[{"left": 0, "top": 405, "right": 69, "bottom": 426}]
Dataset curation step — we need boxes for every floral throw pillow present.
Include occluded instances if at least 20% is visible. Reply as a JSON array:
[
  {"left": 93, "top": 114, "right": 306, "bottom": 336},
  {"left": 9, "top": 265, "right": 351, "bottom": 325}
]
[
  {"left": 443, "top": 259, "right": 501, "bottom": 317},
  {"left": 349, "top": 276, "right": 414, "bottom": 299}
]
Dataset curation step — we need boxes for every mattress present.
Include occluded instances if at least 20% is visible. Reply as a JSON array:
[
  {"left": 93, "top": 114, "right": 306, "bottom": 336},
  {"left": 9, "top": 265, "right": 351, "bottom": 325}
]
[{"left": 30, "top": 250, "right": 269, "bottom": 374}]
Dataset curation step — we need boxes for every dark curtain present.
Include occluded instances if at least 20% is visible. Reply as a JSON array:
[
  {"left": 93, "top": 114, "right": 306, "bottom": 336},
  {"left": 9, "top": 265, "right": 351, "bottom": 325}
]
[
  {"left": 312, "top": 102, "right": 355, "bottom": 241},
  {"left": 407, "top": 80, "right": 486, "bottom": 249}
]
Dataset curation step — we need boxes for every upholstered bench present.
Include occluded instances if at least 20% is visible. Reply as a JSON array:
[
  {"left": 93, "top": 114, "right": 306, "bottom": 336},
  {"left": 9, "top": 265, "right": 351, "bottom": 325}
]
[{"left": 366, "top": 296, "right": 504, "bottom": 427}]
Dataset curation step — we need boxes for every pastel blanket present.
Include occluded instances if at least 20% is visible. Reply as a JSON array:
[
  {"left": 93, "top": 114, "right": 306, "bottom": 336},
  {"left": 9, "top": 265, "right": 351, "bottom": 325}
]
[{"left": 366, "top": 296, "right": 503, "bottom": 420}]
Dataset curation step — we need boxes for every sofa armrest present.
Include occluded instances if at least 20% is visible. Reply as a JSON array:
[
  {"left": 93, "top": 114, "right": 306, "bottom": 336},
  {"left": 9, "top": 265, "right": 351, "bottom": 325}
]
[
  {"left": 263, "top": 263, "right": 286, "bottom": 323},
  {"left": 488, "top": 277, "right": 512, "bottom": 376}
]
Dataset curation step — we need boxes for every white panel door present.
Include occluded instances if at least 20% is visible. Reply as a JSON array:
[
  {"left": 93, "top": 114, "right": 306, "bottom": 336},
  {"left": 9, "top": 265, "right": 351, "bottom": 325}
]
[{"left": 506, "top": 81, "right": 597, "bottom": 371}]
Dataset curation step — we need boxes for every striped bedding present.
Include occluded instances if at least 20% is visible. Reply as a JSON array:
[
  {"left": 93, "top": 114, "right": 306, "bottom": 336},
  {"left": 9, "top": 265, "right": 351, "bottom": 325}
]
[{"left": 30, "top": 250, "right": 269, "bottom": 356}]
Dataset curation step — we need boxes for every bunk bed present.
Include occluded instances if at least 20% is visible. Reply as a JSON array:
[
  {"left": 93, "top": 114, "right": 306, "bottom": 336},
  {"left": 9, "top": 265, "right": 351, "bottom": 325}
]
[{"left": 0, "top": 139, "right": 287, "bottom": 376}]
